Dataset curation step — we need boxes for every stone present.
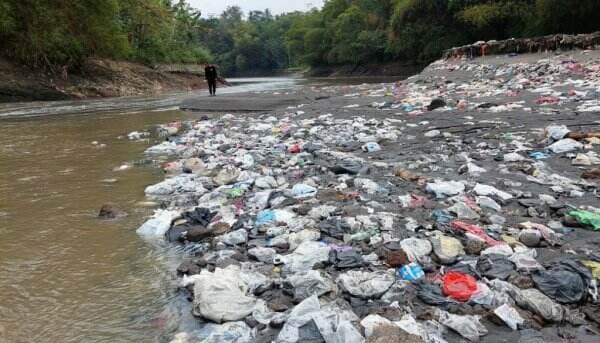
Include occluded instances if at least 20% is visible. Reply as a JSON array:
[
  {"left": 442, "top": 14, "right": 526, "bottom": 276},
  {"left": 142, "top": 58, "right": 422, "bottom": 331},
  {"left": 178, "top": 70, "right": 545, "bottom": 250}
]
[
  {"left": 98, "top": 203, "right": 128, "bottom": 219},
  {"left": 519, "top": 229, "right": 541, "bottom": 247},
  {"left": 465, "top": 237, "right": 486, "bottom": 255}
]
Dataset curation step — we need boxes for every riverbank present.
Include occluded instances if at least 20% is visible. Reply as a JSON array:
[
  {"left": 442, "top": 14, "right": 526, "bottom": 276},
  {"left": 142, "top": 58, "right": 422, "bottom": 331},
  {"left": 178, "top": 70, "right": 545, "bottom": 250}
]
[
  {"left": 306, "top": 61, "right": 424, "bottom": 78},
  {"left": 135, "top": 50, "right": 600, "bottom": 342},
  {"left": 0, "top": 58, "right": 207, "bottom": 103}
]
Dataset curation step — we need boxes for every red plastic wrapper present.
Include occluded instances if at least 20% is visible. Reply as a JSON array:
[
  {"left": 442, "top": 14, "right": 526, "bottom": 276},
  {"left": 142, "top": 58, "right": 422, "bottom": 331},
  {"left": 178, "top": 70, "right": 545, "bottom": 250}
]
[
  {"left": 451, "top": 220, "right": 500, "bottom": 246},
  {"left": 288, "top": 143, "right": 302, "bottom": 154},
  {"left": 442, "top": 271, "right": 478, "bottom": 302}
]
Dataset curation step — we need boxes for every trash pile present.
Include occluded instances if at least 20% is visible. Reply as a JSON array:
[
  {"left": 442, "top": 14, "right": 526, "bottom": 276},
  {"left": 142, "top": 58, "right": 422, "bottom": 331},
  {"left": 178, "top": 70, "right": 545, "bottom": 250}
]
[
  {"left": 135, "top": 52, "right": 600, "bottom": 343},
  {"left": 444, "top": 32, "right": 600, "bottom": 59}
]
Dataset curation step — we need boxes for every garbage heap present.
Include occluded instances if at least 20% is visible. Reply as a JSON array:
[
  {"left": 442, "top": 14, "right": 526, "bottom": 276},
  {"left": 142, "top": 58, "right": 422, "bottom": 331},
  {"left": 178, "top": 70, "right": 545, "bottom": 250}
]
[
  {"left": 136, "top": 51, "right": 600, "bottom": 343},
  {"left": 443, "top": 32, "right": 600, "bottom": 59}
]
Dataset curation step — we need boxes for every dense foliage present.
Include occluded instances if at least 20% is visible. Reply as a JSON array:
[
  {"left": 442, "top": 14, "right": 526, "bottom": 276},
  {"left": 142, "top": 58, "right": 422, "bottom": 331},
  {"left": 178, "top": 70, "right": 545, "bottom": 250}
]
[
  {"left": 286, "top": 0, "right": 600, "bottom": 66},
  {"left": 1, "top": 0, "right": 599, "bottom": 75},
  {"left": 195, "top": 7, "right": 299, "bottom": 76},
  {"left": 0, "top": 0, "right": 211, "bottom": 70}
]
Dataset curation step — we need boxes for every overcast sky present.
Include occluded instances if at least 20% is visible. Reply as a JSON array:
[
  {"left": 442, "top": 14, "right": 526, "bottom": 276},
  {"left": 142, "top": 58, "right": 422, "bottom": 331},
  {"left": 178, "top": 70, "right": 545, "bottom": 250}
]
[{"left": 188, "top": 0, "right": 324, "bottom": 17}]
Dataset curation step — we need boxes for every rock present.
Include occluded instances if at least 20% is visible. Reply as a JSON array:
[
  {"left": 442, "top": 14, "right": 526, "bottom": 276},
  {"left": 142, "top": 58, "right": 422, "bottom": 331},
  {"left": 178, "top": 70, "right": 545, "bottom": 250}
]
[
  {"left": 98, "top": 203, "right": 127, "bottom": 219},
  {"left": 519, "top": 229, "right": 541, "bottom": 247},
  {"left": 465, "top": 237, "right": 486, "bottom": 255}
]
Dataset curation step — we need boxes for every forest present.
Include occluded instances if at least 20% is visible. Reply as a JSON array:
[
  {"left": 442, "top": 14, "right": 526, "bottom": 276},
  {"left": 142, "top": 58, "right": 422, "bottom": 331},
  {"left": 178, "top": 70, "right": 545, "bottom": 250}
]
[{"left": 1, "top": 0, "right": 599, "bottom": 76}]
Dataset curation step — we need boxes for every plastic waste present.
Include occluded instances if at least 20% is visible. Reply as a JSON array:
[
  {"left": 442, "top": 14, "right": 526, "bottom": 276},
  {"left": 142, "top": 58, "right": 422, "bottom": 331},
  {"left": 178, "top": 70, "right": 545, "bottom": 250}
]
[
  {"left": 256, "top": 210, "right": 275, "bottom": 226},
  {"left": 398, "top": 263, "right": 425, "bottom": 281},
  {"left": 400, "top": 238, "right": 433, "bottom": 263},
  {"left": 477, "top": 254, "right": 515, "bottom": 280},
  {"left": 545, "top": 125, "right": 571, "bottom": 141},
  {"left": 473, "top": 184, "right": 513, "bottom": 201},
  {"left": 288, "top": 270, "right": 335, "bottom": 301},
  {"left": 432, "top": 209, "right": 455, "bottom": 223},
  {"left": 511, "top": 288, "right": 566, "bottom": 322},
  {"left": 360, "top": 314, "right": 393, "bottom": 339},
  {"left": 430, "top": 233, "right": 465, "bottom": 265},
  {"left": 279, "top": 241, "right": 330, "bottom": 274},
  {"left": 548, "top": 138, "right": 583, "bottom": 154},
  {"left": 451, "top": 221, "right": 500, "bottom": 246},
  {"left": 136, "top": 210, "right": 180, "bottom": 239},
  {"left": 532, "top": 259, "right": 592, "bottom": 304},
  {"left": 442, "top": 271, "right": 478, "bottom": 302},
  {"left": 494, "top": 304, "right": 524, "bottom": 330},
  {"left": 437, "top": 310, "right": 488, "bottom": 341},
  {"left": 582, "top": 260, "right": 600, "bottom": 279},
  {"left": 290, "top": 183, "right": 318, "bottom": 199},
  {"left": 362, "top": 142, "right": 382, "bottom": 153},
  {"left": 344, "top": 228, "right": 379, "bottom": 243},
  {"left": 186, "top": 266, "right": 257, "bottom": 323},
  {"left": 329, "top": 249, "right": 364, "bottom": 269},
  {"left": 337, "top": 270, "right": 395, "bottom": 299},
  {"left": 568, "top": 211, "right": 600, "bottom": 230},
  {"left": 426, "top": 181, "right": 465, "bottom": 198},
  {"left": 169, "top": 321, "right": 253, "bottom": 343}
]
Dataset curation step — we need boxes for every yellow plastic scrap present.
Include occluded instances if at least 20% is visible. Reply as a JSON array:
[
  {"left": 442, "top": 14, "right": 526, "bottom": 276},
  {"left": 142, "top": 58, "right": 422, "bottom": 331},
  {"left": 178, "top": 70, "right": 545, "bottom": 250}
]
[
  {"left": 582, "top": 260, "right": 600, "bottom": 279},
  {"left": 501, "top": 234, "right": 525, "bottom": 248}
]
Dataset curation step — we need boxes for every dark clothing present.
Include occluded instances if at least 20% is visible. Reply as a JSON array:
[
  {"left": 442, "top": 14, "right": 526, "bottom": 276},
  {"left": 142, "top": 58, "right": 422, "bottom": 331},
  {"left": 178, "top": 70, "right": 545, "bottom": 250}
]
[
  {"left": 204, "top": 66, "right": 218, "bottom": 96},
  {"left": 207, "top": 79, "right": 216, "bottom": 95}
]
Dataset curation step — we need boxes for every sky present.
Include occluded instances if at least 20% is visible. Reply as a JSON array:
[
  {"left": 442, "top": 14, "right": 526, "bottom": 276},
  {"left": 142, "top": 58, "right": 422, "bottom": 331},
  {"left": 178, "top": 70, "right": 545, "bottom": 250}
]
[{"left": 188, "top": 0, "right": 324, "bottom": 17}]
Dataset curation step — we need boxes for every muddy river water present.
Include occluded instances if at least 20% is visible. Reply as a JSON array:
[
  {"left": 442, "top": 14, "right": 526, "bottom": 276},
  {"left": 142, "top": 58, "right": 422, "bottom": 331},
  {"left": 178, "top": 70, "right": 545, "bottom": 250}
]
[{"left": 0, "top": 77, "right": 402, "bottom": 342}]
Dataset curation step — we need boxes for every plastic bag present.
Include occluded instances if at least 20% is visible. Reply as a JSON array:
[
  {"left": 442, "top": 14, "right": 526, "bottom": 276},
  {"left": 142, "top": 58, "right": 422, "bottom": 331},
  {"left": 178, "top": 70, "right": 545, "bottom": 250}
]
[
  {"left": 477, "top": 254, "right": 515, "bottom": 280},
  {"left": 400, "top": 238, "right": 433, "bottom": 263},
  {"left": 170, "top": 321, "right": 254, "bottom": 343},
  {"left": 437, "top": 310, "right": 488, "bottom": 341},
  {"left": 256, "top": 210, "right": 275, "bottom": 226},
  {"left": 532, "top": 259, "right": 592, "bottom": 304},
  {"left": 189, "top": 266, "right": 257, "bottom": 323},
  {"left": 431, "top": 233, "right": 465, "bottom": 265},
  {"left": 569, "top": 211, "right": 600, "bottom": 230},
  {"left": 494, "top": 304, "right": 524, "bottom": 330},
  {"left": 398, "top": 263, "right": 425, "bottom": 281},
  {"left": 442, "top": 272, "right": 478, "bottom": 302},
  {"left": 279, "top": 241, "right": 330, "bottom": 274},
  {"left": 511, "top": 288, "right": 565, "bottom": 322},
  {"left": 426, "top": 181, "right": 465, "bottom": 198},
  {"left": 548, "top": 138, "right": 583, "bottom": 154},
  {"left": 337, "top": 270, "right": 395, "bottom": 299},
  {"left": 288, "top": 270, "right": 336, "bottom": 301},
  {"left": 136, "top": 209, "right": 180, "bottom": 239},
  {"left": 290, "top": 183, "right": 318, "bottom": 199},
  {"left": 472, "top": 183, "right": 513, "bottom": 201},
  {"left": 582, "top": 260, "right": 600, "bottom": 279},
  {"left": 362, "top": 142, "right": 382, "bottom": 153},
  {"left": 451, "top": 221, "right": 500, "bottom": 246}
]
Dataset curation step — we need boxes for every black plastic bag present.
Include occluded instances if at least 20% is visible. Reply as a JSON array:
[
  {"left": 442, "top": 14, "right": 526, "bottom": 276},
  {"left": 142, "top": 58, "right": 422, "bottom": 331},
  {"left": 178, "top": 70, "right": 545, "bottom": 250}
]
[{"left": 476, "top": 254, "right": 515, "bottom": 280}]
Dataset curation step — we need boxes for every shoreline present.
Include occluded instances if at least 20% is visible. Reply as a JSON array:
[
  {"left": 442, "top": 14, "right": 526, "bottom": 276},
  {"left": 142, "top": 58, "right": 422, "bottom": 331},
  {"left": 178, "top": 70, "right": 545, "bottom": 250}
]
[
  {"left": 135, "top": 49, "right": 600, "bottom": 342},
  {"left": 0, "top": 58, "right": 209, "bottom": 103}
]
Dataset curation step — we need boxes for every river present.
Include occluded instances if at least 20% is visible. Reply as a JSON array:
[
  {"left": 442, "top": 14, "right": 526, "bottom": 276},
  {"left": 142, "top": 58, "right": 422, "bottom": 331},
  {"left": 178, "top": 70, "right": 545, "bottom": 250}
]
[{"left": 0, "top": 76, "right": 402, "bottom": 342}]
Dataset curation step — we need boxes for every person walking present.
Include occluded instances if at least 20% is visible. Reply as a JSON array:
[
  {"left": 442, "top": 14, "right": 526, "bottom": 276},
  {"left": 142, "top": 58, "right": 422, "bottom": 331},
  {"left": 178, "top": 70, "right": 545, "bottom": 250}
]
[{"left": 204, "top": 64, "right": 218, "bottom": 96}]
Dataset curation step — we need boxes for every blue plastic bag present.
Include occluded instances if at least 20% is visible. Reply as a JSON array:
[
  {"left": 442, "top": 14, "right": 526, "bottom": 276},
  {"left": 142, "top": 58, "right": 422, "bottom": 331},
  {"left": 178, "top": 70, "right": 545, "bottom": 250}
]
[
  {"left": 398, "top": 263, "right": 425, "bottom": 281},
  {"left": 256, "top": 210, "right": 275, "bottom": 226}
]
